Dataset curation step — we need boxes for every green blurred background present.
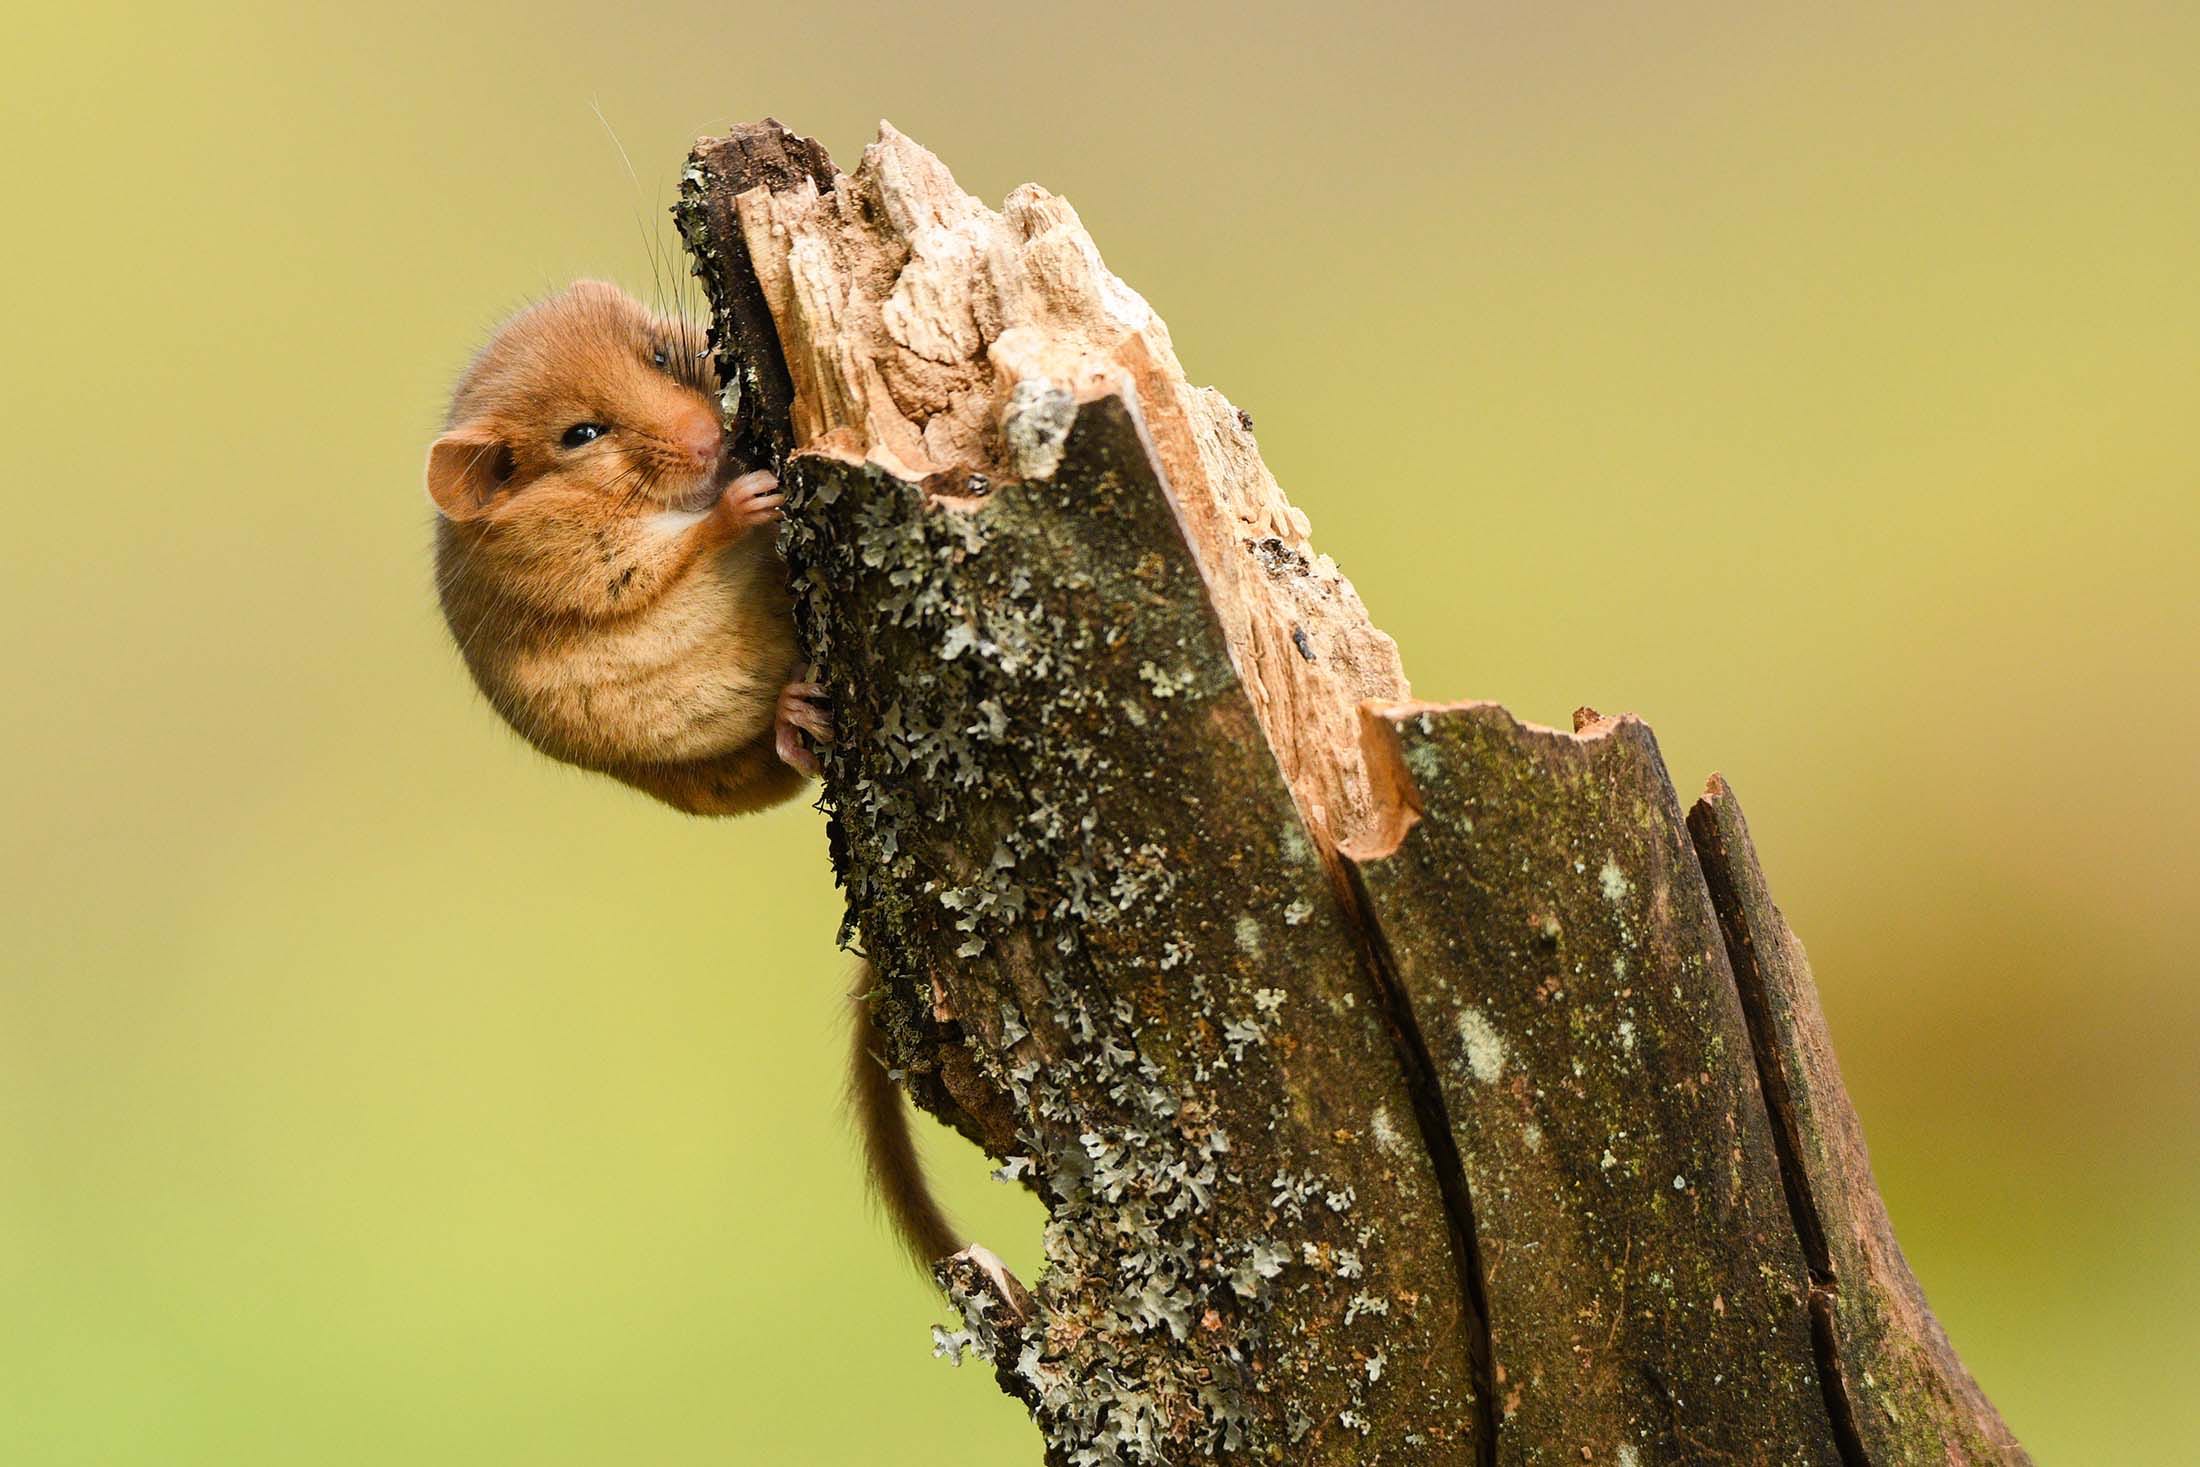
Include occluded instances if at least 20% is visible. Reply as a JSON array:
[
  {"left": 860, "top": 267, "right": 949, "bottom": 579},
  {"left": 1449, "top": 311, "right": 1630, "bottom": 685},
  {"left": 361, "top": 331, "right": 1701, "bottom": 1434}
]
[{"left": 3, "top": 1, "right": 2193, "bottom": 1460}]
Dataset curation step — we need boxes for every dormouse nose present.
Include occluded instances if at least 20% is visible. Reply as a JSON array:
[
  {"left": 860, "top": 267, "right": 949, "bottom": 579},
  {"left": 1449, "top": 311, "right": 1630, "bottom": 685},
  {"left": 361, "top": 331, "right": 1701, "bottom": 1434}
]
[{"left": 678, "top": 406, "right": 722, "bottom": 469}]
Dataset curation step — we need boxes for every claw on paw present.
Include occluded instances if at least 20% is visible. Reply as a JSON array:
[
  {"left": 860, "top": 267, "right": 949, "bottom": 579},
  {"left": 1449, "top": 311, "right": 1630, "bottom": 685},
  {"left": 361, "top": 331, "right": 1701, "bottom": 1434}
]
[{"left": 773, "top": 673, "right": 833, "bottom": 776}]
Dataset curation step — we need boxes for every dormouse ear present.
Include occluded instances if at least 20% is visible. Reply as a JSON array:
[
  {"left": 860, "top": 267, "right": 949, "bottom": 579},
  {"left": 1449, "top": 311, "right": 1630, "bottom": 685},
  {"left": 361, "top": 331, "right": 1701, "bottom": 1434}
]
[
  {"left": 563, "top": 278, "right": 631, "bottom": 308},
  {"left": 425, "top": 428, "right": 517, "bottom": 520}
]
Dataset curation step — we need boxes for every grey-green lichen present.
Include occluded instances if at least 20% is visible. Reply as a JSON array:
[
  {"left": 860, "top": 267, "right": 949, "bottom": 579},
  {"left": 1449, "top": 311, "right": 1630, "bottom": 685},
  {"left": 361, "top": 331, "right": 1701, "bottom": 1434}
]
[{"left": 778, "top": 395, "right": 1479, "bottom": 1462}]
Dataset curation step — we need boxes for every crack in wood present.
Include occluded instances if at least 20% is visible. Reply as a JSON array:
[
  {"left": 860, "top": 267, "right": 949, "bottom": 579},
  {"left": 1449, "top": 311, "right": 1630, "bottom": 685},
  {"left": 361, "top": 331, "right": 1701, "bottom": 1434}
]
[
  {"left": 1688, "top": 776, "right": 2030, "bottom": 1464},
  {"left": 1690, "top": 791, "right": 1869, "bottom": 1464},
  {"left": 1340, "top": 858, "right": 1502, "bottom": 1467}
]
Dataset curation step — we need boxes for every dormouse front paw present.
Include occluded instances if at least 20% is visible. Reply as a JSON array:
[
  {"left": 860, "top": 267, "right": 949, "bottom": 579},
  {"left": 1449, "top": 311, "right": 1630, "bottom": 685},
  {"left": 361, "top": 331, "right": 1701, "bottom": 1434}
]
[{"left": 709, "top": 468, "right": 785, "bottom": 540}]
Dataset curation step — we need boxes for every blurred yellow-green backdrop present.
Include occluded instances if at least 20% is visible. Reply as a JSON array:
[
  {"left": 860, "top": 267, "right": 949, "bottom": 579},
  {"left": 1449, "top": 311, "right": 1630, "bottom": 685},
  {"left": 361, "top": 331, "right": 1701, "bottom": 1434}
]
[{"left": 4, "top": 1, "right": 2194, "bottom": 1461}]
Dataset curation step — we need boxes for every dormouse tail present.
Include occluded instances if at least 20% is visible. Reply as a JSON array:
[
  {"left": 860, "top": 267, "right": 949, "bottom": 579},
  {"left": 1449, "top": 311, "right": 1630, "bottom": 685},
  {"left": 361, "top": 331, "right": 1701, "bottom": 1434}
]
[{"left": 847, "top": 963, "right": 961, "bottom": 1268}]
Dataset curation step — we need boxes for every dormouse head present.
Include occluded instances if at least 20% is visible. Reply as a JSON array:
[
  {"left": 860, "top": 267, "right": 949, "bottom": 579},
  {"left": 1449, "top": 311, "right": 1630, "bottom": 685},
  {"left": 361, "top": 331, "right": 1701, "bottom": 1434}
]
[{"left": 426, "top": 281, "right": 729, "bottom": 526}]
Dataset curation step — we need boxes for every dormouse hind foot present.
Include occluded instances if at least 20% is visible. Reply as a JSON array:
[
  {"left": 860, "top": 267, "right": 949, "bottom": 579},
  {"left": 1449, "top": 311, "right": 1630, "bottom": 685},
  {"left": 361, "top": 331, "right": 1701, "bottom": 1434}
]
[{"left": 774, "top": 672, "right": 833, "bottom": 776}]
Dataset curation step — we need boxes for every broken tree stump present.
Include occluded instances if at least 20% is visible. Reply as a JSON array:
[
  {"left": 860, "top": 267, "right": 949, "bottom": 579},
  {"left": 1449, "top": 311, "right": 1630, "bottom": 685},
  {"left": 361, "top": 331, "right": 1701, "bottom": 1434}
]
[{"left": 677, "top": 118, "right": 2028, "bottom": 1466}]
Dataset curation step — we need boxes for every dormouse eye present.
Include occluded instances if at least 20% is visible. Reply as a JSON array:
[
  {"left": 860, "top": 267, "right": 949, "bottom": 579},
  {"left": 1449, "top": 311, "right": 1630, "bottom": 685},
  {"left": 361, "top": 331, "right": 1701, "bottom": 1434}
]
[
  {"left": 651, "top": 344, "right": 669, "bottom": 370},
  {"left": 560, "top": 423, "right": 605, "bottom": 449}
]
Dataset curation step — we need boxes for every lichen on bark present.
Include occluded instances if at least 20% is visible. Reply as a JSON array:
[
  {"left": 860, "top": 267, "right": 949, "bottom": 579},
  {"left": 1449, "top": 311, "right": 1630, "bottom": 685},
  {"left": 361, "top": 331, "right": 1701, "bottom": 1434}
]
[{"left": 778, "top": 397, "right": 1481, "bottom": 1462}]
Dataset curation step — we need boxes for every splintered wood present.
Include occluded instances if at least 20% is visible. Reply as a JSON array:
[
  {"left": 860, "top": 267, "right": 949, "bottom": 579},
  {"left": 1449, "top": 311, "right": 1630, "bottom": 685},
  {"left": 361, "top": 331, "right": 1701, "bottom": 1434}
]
[
  {"left": 727, "top": 121, "right": 1406, "bottom": 850},
  {"left": 681, "top": 118, "right": 2028, "bottom": 1465}
]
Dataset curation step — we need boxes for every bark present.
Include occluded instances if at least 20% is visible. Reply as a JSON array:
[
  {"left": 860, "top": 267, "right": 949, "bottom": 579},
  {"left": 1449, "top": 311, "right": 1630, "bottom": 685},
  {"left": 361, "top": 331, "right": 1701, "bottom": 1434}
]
[
  {"left": 676, "top": 118, "right": 2027, "bottom": 1466},
  {"left": 1687, "top": 779, "right": 2029, "bottom": 1463}
]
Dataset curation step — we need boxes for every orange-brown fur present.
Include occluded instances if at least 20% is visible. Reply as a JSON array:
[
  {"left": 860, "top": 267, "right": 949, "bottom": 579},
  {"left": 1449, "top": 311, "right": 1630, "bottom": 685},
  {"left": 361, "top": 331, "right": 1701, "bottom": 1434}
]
[
  {"left": 847, "top": 967, "right": 962, "bottom": 1268},
  {"left": 429, "top": 281, "right": 804, "bottom": 815},
  {"left": 428, "top": 282, "right": 963, "bottom": 1270}
]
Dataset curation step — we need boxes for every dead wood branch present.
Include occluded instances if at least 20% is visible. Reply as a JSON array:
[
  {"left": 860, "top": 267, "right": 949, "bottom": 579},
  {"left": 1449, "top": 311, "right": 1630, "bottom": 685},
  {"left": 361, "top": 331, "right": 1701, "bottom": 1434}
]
[{"left": 678, "top": 118, "right": 2027, "bottom": 1466}]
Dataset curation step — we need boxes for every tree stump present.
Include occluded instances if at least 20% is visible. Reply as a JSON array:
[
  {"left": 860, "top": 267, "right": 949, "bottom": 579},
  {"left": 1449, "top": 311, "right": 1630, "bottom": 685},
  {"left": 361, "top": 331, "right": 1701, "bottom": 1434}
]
[{"left": 676, "top": 118, "right": 2027, "bottom": 1467}]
